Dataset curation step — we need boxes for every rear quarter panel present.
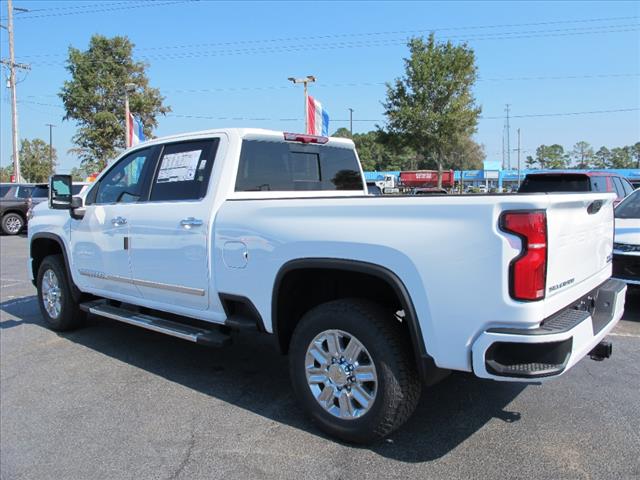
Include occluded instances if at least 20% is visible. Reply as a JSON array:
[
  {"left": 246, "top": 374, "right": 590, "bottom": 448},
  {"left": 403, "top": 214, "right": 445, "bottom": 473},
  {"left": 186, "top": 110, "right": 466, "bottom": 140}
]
[{"left": 213, "top": 194, "right": 611, "bottom": 372}]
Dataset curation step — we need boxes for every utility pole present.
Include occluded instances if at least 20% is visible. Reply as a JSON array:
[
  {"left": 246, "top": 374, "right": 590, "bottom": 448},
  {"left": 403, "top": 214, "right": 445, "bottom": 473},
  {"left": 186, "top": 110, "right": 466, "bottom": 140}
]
[
  {"left": 1, "top": 0, "right": 31, "bottom": 183},
  {"left": 288, "top": 75, "right": 316, "bottom": 133},
  {"left": 501, "top": 130, "right": 505, "bottom": 170},
  {"left": 348, "top": 108, "right": 354, "bottom": 135},
  {"left": 516, "top": 128, "right": 521, "bottom": 188},
  {"left": 46, "top": 124, "right": 55, "bottom": 175},
  {"left": 505, "top": 104, "right": 511, "bottom": 170},
  {"left": 124, "top": 82, "right": 136, "bottom": 148}
]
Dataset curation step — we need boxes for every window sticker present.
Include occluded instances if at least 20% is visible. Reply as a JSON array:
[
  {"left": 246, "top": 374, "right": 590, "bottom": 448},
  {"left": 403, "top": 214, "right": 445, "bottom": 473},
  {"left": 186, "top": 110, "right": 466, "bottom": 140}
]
[{"left": 157, "top": 150, "right": 202, "bottom": 183}]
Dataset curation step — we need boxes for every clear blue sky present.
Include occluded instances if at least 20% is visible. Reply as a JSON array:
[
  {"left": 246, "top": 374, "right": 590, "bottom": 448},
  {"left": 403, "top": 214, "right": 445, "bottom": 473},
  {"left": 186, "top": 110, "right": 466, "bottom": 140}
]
[{"left": 1, "top": 0, "right": 639, "bottom": 173}]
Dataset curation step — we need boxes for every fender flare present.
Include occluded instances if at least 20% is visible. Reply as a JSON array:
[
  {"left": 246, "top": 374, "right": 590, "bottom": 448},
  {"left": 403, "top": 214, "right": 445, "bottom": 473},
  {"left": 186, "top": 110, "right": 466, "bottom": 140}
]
[
  {"left": 30, "top": 232, "right": 82, "bottom": 301},
  {"left": 271, "top": 258, "right": 448, "bottom": 384}
]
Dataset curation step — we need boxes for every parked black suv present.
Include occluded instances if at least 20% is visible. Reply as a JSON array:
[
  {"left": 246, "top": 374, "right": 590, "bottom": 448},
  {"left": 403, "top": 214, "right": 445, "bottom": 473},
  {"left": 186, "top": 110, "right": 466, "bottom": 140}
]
[{"left": 0, "top": 183, "right": 49, "bottom": 235}]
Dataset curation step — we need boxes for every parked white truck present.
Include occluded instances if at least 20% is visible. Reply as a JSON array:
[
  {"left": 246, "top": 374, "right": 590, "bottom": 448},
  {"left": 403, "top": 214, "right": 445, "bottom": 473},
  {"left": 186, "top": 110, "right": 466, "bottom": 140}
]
[{"left": 29, "top": 129, "right": 625, "bottom": 443}]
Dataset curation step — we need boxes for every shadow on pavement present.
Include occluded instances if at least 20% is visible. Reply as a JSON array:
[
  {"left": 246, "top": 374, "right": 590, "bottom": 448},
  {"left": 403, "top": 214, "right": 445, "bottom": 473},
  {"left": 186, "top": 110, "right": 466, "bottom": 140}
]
[
  {"left": 1, "top": 295, "right": 526, "bottom": 463},
  {"left": 622, "top": 285, "right": 640, "bottom": 322}
]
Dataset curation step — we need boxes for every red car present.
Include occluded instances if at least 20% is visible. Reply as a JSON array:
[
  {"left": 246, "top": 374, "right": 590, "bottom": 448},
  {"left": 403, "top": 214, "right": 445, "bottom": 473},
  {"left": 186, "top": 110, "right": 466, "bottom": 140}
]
[{"left": 518, "top": 171, "right": 634, "bottom": 205}]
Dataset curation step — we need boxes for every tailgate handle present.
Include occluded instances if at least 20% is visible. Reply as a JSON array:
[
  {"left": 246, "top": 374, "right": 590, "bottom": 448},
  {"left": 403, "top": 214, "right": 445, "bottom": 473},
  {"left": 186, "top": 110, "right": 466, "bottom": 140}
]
[{"left": 587, "top": 200, "right": 603, "bottom": 215}]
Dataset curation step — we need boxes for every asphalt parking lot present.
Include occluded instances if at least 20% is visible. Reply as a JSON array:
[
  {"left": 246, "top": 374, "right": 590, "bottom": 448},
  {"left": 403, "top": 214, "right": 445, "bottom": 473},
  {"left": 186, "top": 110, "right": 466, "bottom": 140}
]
[{"left": 1, "top": 234, "right": 639, "bottom": 480}]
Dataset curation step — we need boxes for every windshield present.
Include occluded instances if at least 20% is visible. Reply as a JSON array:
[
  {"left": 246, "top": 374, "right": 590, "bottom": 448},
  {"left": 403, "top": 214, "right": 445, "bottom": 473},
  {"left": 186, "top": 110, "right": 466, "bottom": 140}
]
[
  {"left": 518, "top": 174, "right": 590, "bottom": 193},
  {"left": 615, "top": 190, "right": 640, "bottom": 219}
]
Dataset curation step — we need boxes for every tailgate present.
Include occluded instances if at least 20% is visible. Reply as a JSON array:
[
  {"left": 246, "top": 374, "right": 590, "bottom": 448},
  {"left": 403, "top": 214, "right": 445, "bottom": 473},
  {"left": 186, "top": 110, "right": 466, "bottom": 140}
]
[{"left": 545, "top": 193, "right": 614, "bottom": 299}]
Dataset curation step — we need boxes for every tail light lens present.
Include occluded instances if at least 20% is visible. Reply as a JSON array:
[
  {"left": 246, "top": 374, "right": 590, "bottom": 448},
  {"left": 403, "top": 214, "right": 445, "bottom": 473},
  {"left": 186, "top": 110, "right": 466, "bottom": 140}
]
[
  {"left": 283, "top": 132, "right": 329, "bottom": 144},
  {"left": 500, "top": 210, "right": 547, "bottom": 301}
]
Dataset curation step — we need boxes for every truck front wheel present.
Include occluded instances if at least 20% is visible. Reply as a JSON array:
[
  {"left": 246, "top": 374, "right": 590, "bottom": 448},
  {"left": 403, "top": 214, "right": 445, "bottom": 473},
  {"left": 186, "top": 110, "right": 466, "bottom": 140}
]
[
  {"left": 36, "top": 254, "right": 85, "bottom": 331},
  {"left": 288, "top": 298, "right": 421, "bottom": 444}
]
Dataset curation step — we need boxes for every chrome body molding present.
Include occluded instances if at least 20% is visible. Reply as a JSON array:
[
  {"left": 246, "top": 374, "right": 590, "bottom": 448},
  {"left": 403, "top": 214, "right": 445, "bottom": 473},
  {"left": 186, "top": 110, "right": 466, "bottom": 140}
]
[{"left": 78, "top": 269, "right": 206, "bottom": 296}]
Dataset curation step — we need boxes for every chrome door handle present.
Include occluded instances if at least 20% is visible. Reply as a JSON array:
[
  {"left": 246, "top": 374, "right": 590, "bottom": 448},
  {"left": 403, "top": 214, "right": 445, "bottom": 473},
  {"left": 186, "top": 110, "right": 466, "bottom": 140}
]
[
  {"left": 180, "top": 217, "right": 203, "bottom": 228},
  {"left": 111, "top": 216, "right": 127, "bottom": 226}
]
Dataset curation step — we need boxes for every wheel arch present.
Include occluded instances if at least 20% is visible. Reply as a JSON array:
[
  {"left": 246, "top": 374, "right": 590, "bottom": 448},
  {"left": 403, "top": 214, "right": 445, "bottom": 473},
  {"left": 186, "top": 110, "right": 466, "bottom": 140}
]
[
  {"left": 30, "top": 232, "right": 82, "bottom": 301},
  {"left": 272, "top": 258, "right": 447, "bottom": 384},
  {"left": 2, "top": 208, "right": 27, "bottom": 219}
]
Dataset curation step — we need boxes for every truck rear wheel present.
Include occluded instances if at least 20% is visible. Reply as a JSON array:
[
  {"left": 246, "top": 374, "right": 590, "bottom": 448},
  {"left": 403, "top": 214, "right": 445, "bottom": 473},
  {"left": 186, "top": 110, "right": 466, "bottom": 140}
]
[
  {"left": 36, "top": 254, "right": 85, "bottom": 331},
  {"left": 289, "top": 298, "right": 421, "bottom": 444}
]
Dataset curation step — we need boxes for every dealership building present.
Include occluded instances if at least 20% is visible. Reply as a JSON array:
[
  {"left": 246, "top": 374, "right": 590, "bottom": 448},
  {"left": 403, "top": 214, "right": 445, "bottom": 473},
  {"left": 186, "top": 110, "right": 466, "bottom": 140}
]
[{"left": 365, "top": 168, "right": 640, "bottom": 191}]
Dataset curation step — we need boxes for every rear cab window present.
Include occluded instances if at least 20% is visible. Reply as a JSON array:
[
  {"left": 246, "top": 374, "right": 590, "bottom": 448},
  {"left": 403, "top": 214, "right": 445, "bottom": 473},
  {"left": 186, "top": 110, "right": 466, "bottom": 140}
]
[
  {"left": 235, "top": 139, "right": 363, "bottom": 192},
  {"left": 518, "top": 174, "right": 590, "bottom": 193}
]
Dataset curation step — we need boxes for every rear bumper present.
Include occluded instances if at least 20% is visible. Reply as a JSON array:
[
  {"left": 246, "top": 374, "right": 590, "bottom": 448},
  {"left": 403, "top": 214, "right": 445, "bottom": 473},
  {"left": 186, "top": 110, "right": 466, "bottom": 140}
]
[{"left": 472, "top": 279, "right": 626, "bottom": 381}]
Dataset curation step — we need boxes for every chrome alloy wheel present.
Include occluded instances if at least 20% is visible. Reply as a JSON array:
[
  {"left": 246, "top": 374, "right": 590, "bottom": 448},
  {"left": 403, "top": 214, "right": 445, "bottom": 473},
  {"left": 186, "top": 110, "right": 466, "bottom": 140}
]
[
  {"left": 41, "top": 269, "right": 62, "bottom": 319},
  {"left": 305, "top": 329, "right": 378, "bottom": 420},
  {"left": 5, "top": 216, "right": 22, "bottom": 234}
]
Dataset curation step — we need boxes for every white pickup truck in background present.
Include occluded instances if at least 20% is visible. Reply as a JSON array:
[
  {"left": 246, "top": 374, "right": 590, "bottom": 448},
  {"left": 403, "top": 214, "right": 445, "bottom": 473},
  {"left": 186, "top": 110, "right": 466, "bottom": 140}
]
[{"left": 28, "top": 128, "right": 625, "bottom": 443}]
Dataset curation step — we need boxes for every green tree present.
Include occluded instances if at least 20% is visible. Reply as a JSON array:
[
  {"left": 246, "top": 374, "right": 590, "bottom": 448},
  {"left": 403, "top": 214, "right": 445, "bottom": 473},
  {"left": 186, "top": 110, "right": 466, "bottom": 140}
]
[
  {"left": 592, "top": 146, "right": 611, "bottom": 168},
  {"left": 331, "top": 127, "right": 352, "bottom": 139},
  {"left": 448, "top": 136, "right": 485, "bottom": 171},
  {"left": 70, "top": 166, "right": 88, "bottom": 181},
  {"left": 570, "top": 141, "right": 594, "bottom": 169},
  {"left": 533, "top": 144, "right": 567, "bottom": 169},
  {"left": 382, "top": 34, "right": 481, "bottom": 187},
  {"left": 19, "top": 138, "right": 57, "bottom": 182},
  {"left": 610, "top": 146, "right": 633, "bottom": 168},
  {"left": 525, "top": 155, "right": 537, "bottom": 169},
  {"left": 0, "top": 165, "right": 13, "bottom": 183},
  {"left": 631, "top": 142, "right": 640, "bottom": 168},
  {"left": 59, "top": 34, "right": 170, "bottom": 173}
]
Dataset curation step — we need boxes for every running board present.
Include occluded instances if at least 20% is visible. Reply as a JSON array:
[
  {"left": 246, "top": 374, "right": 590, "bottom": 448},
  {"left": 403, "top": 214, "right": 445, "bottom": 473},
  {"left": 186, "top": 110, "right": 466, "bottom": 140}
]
[{"left": 80, "top": 300, "right": 231, "bottom": 347}]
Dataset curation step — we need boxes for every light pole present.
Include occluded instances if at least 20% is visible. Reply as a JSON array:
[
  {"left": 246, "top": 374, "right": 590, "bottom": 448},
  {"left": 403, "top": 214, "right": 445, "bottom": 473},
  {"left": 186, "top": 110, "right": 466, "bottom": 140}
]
[
  {"left": 288, "top": 75, "right": 315, "bottom": 133},
  {"left": 124, "top": 82, "right": 136, "bottom": 148},
  {"left": 348, "top": 108, "right": 354, "bottom": 135},
  {"left": 45, "top": 123, "right": 55, "bottom": 175}
]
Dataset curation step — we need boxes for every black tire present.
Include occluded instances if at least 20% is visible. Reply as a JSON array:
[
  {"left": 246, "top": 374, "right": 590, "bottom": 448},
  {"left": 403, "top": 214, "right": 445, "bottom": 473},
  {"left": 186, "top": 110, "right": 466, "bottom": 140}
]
[
  {"left": 36, "top": 254, "right": 86, "bottom": 331},
  {"left": 1, "top": 212, "right": 24, "bottom": 235},
  {"left": 289, "top": 298, "right": 421, "bottom": 444}
]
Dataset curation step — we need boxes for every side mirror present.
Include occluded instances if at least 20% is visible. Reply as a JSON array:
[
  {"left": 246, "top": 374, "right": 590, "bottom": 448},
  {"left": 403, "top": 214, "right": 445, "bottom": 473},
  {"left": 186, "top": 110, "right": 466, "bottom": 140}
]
[{"left": 49, "top": 174, "right": 73, "bottom": 210}]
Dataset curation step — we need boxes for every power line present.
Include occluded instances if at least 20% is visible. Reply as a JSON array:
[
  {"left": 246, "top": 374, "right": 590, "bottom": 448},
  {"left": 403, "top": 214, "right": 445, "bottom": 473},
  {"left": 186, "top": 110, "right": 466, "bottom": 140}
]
[
  {"left": 21, "top": 26, "right": 640, "bottom": 67},
  {"left": 3, "top": 1, "right": 145, "bottom": 16},
  {"left": 129, "top": 24, "right": 639, "bottom": 62},
  {"left": 17, "top": 100, "right": 639, "bottom": 121},
  {"left": 14, "top": 15, "right": 639, "bottom": 61},
  {"left": 0, "top": 1, "right": 196, "bottom": 21},
  {"left": 22, "top": 73, "right": 640, "bottom": 99}
]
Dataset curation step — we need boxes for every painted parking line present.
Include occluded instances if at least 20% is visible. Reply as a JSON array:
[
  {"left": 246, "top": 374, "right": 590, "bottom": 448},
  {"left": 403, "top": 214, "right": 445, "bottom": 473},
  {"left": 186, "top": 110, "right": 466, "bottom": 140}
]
[
  {"left": 609, "top": 332, "right": 640, "bottom": 338},
  {"left": 0, "top": 297, "right": 35, "bottom": 307}
]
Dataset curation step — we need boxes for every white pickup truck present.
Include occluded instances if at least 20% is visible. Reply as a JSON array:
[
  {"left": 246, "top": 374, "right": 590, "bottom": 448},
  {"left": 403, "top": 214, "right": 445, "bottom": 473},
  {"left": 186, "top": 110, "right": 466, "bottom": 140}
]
[{"left": 29, "top": 129, "right": 625, "bottom": 443}]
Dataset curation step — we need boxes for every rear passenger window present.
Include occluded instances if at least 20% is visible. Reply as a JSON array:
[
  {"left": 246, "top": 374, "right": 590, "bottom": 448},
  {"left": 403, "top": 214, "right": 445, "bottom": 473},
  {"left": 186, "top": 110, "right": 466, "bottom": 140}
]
[
  {"left": 16, "top": 186, "right": 32, "bottom": 199},
  {"left": 149, "top": 139, "right": 218, "bottom": 202},
  {"left": 622, "top": 178, "right": 634, "bottom": 196},
  {"left": 235, "top": 140, "right": 362, "bottom": 191}
]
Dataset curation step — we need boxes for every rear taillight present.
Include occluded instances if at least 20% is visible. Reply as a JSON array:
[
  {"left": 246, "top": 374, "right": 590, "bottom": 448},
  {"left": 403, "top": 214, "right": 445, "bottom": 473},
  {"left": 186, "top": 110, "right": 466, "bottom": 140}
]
[{"left": 500, "top": 210, "right": 547, "bottom": 301}]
